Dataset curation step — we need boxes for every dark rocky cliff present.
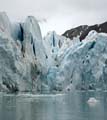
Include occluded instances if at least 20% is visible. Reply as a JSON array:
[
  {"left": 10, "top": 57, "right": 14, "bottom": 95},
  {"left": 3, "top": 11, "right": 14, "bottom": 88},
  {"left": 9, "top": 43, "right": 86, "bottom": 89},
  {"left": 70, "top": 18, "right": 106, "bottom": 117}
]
[{"left": 62, "top": 22, "right": 107, "bottom": 41}]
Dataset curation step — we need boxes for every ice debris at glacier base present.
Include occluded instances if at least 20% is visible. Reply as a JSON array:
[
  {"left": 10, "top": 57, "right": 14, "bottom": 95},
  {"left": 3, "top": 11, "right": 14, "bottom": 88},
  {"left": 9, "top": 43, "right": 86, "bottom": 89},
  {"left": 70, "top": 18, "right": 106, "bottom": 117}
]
[{"left": 0, "top": 12, "right": 107, "bottom": 93}]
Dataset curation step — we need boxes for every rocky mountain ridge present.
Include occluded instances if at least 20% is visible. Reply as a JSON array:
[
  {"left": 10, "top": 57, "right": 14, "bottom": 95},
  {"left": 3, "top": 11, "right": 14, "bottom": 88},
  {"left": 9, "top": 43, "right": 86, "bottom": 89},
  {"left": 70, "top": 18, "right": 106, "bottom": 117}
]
[{"left": 62, "top": 21, "right": 107, "bottom": 41}]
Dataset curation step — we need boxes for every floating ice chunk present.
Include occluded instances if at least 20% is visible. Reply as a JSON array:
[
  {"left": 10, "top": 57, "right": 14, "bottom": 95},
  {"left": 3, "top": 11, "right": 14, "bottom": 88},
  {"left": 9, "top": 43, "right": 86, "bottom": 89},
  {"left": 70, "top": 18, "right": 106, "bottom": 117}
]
[{"left": 87, "top": 97, "right": 99, "bottom": 106}]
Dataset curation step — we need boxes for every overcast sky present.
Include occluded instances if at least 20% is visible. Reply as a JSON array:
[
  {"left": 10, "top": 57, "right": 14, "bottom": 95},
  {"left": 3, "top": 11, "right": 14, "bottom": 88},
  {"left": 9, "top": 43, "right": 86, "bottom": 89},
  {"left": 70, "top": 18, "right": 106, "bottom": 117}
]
[{"left": 0, "top": 0, "right": 107, "bottom": 36}]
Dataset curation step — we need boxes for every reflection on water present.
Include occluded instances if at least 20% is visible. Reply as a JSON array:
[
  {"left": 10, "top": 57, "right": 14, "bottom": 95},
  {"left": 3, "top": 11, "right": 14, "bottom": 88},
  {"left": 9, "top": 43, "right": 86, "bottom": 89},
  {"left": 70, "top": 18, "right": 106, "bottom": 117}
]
[{"left": 0, "top": 92, "right": 107, "bottom": 120}]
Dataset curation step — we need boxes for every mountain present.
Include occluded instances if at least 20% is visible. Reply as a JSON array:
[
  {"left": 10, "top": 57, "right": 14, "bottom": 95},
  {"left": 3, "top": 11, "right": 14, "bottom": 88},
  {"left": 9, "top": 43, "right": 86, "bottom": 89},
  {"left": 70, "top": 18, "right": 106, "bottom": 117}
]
[
  {"left": 62, "top": 25, "right": 88, "bottom": 40},
  {"left": 62, "top": 21, "right": 107, "bottom": 41}
]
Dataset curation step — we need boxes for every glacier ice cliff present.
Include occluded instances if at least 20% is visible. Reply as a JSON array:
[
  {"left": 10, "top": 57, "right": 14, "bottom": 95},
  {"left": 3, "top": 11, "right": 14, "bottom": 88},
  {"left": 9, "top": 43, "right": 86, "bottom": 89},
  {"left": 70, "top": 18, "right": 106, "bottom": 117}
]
[
  {"left": 0, "top": 12, "right": 47, "bottom": 93},
  {"left": 46, "top": 31, "right": 107, "bottom": 92},
  {"left": 0, "top": 12, "right": 107, "bottom": 93}
]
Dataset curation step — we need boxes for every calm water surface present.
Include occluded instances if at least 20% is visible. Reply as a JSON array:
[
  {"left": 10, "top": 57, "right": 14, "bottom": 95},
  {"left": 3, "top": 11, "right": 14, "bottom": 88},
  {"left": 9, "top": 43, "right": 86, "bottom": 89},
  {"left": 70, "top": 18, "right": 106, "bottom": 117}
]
[{"left": 0, "top": 91, "right": 107, "bottom": 120}]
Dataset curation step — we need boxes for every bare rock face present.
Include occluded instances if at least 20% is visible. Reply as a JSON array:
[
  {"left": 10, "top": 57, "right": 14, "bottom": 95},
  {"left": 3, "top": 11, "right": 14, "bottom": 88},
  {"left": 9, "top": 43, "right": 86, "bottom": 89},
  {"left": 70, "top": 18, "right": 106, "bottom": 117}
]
[
  {"left": 62, "top": 25, "right": 88, "bottom": 40},
  {"left": 80, "top": 22, "right": 107, "bottom": 41},
  {"left": 62, "top": 21, "right": 107, "bottom": 41}
]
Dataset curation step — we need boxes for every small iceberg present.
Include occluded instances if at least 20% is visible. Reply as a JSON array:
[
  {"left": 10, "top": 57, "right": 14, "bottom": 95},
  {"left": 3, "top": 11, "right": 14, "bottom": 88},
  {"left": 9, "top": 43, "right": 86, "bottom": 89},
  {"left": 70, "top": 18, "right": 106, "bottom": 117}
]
[{"left": 87, "top": 97, "right": 99, "bottom": 106}]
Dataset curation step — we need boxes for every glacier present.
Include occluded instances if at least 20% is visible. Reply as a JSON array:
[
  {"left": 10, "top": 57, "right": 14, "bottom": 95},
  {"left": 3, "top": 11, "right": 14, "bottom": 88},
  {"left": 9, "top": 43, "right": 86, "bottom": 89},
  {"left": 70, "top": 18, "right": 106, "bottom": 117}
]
[
  {"left": 0, "top": 12, "right": 107, "bottom": 93},
  {"left": 0, "top": 12, "right": 46, "bottom": 93},
  {"left": 45, "top": 31, "right": 107, "bottom": 92}
]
